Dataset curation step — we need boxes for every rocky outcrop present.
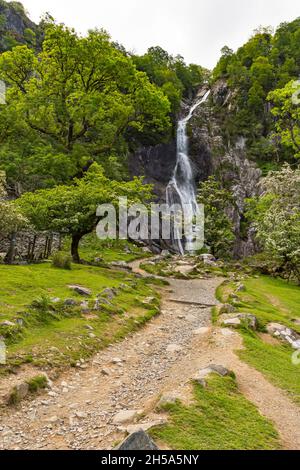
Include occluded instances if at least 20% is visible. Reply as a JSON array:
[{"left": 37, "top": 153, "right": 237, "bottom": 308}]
[
  {"left": 129, "top": 79, "right": 262, "bottom": 258},
  {"left": 0, "top": 1, "right": 39, "bottom": 52},
  {"left": 129, "top": 140, "right": 176, "bottom": 202}
]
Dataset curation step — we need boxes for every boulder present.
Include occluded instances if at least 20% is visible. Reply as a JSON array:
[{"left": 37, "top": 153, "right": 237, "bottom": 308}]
[
  {"left": 68, "top": 285, "right": 92, "bottom": 296},
  {"left": 116, "top": 430, "right": 159, "bottom": 450},
  {"left": 219, "top": 304, "right": 237, "bottom": 314},
  {"left": 267, "top": 322, "right": 300, "bottom": 349},
  {"left": 223, "top": 317, "right": 241, "bottom": 327},
  {"left": 112, "top": 409, "right": 141, "bottom": 425}
]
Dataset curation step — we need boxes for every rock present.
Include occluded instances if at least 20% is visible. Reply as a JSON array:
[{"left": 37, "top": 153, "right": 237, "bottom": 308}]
[
  {"left": 223, "top": 317, "right": 241, "bottom": 327},
  {"left": 80, "top": 301, "right": 90, "bottom": 312},
  {"left": 157, "top": 393, "right": 178, "bottom": 408},
  {"left": 47, "top": 416, "right": 59, "bottom": 423},
  {"left": 64, "top": 298, "right": 77, "bottom": 307},
  {"left": 236, "top": 283, "right": 246, "bottom": 292},
  {"left": 51, "top": 297, "right": 61, "bottom": 303},
  {"left": 112, "top": 410, "right": 141, "bottom": 425},
  {"left": 195, "top": 364, "right": 230, "bottom": 384},
  {"left": 112, "top": 357, "right": 123, "bottom": 364},
  {"left": 75, "top": 411, "right": 87, "bottom": 419},
  {"left": 199, "top": 253, "right": 217, "bottom": 265},
  {"left": 142, "top": 297, "right": 156, "bottom": 305},
  {"left": 100, "top": 288, "right": 117, "bottom": 300},
  {"left": 68, "top": 285, "right": 92, "bottom": 296},
  {"left": 266, "top": 322, "right": 300, "bottom": 348},
  {"left": 166, "top": 343, "right": 182, "bottom": 353},
  {"left": 219, "top": 304, "right": 237, "bottom": 314},
  {"left": 84, "top": 324, "right": 94, "bottom": 331},
  {"left": 161, "top": 250, "right": 170, "bottom": 257},
  {"left": 101, "top": 368, "right": 110, "bottom": 376},
  {"left": 116, "top": 430, "right": 159, "bottom": 450},
  {"left": 239, "top": 313, "right": 258, "bottom": 330},
  {"left": 125, "top": 419, "right": 168, "bottom": 434},
  {"left": 0, "top": 320, "right": 15, "bottom": 327},
  {"left": 110, "top": 261, "right": 132, "bottom": 271},
  {"left": 8, "top": 382, "right": 29, "bottom": 403},
  {"left": 193, "top": 327, "right": 210, "bottom": 335}
]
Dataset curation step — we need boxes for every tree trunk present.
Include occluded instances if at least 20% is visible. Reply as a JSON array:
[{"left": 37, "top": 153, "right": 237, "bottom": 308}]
[
  {"left": 71, "top": 233, "right": 82, "bottom": 263},
  {"left": 5, "top": 232, "right": 17, "bottom": 264}
]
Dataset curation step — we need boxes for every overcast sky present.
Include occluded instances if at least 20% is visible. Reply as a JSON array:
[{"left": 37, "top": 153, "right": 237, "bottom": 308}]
[{"left": 20, "top": 0, "right": 300, "bottom": 69}]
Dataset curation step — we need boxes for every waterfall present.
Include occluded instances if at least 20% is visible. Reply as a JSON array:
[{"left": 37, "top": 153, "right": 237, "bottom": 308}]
[{"left": 166, "top": 90, "right": 210, "bottom": 254}]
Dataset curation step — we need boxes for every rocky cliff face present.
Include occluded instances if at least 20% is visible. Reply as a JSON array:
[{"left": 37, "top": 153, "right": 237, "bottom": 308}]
[
  {"left": 0, "top": 1, "right": 38, "bottom": 52},
  {"left": 129, "top": 80, "right": 262, "bottom": 258},
  {"left": 189, "top": 81, "right": 262, "bottom": 257}
]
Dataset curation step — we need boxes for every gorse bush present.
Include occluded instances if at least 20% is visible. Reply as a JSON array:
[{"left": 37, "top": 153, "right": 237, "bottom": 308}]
[{"left": 52, "top": 251, "right": 72, "bottom": 270}]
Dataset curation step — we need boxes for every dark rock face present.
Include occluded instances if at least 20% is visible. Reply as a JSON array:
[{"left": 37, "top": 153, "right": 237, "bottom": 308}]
[
  {"left": 129, "top": 141, "right": 177, "bottom": 202},
  {"left": 116, "top": 430, "right": 159, "bottom": 450}
]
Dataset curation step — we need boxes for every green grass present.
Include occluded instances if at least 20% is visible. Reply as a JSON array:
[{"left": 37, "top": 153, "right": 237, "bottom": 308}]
[
  {"left": 0, "top": 257, "right": 163, "bottom": 374},
  {"left": 150, "top": 375, "right": 281, "bottom": 450},
  {"left": 239, "top": 333, "right": 300, "bottom": 404},
  {"left": 217, "top": 275, "right": 300, "bottom": 403},
  {"left": 65, "top": 234, "right": 151, "bottom": 264}
]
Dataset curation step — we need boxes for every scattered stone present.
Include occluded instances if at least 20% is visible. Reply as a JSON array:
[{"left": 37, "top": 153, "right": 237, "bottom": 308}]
[
  {"left": 116, "top": 430, "right": 159, "bottom": 450},
  {"left": 223, "top": 317, "right": 241, "bottom": 327},
  {"left": 110, "top": 261, "right": 132, "bottom": 271},
  {"left": 84, "top": 324, "right": 94, "bottom": 331},
  {"left": 101, "top": 368, "right": 110, "bottom": 376},
  {"left": 51, "top": 297, "right": 61, "bottom": 303},
  {"left": 195, "top": 364, "right": 230, "bottom": 385},
  {"left": 75, "top": 411, "right": 87, "bottom": 419},
  {"left": 166, "top": 343, "right": 182, "bottom": 353},
  {"left": 237, "top": 313, "right": 258, "bottom": 330},
  {"left": 64, "top": 298, "right": 77, "bottom": 307},
  {"left": 219, "top": 304, "right": 237, "bottom": 314},
  {"left": 112, "top": 409, "right": 141, "bottom": 425},
  {"left": 68, "top": 285, "right": 92, "bottom": 296},
  {"left": 267, "top": 323, "right": 300, "bottom": 349},
  {"left": 7, "top": 382, "right": 29, "bottom": 404},
  {"left": 80, "top": 301, "right": 90, "bottom": 312},
  {"left": 157, "top": 393, "right": 178, "bottom": 408},
  {"left": 100, "top": 288, "right": 117, "bottom": 300},
  {"left": 124, "top": 419, "right": 168, "bottom": 434},
  {"left": 0, "top": 320, "right": 15, "bottom": 327},
  {"left": 142, "top": 297, "right": 156, "bottom": 305},
  {"left": 47, "top": 416, "right": 59, "bottom": 423},
  {"left": 193, "top": 327, "right": 210, "bottom": 335},
  {"left": 236, "top": 283, "right": 246, "bottom": 292}
]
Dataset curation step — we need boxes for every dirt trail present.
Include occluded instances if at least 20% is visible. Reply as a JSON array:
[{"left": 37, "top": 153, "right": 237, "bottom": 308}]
[{"left": 0, "top": 260, "right": 299, "bottom": 450}]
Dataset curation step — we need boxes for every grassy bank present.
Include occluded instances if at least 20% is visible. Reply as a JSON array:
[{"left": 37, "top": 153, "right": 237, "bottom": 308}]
[
  {"left": 150, "top": 374, "right": 281, "bottom": 450},
  {"left": 0, "top": 241, "right": 162, "bottom": 375},
  {"left": 217, "top": 276, "right": 300, "bottom": 404}
]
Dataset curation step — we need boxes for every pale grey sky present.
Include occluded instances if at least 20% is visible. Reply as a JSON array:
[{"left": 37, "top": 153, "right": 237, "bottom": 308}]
[{"left": 20, "top": 0, "right": 300, "bottom": 69}]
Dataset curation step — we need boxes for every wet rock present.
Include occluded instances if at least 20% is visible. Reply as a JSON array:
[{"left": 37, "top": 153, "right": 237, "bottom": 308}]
[{"left": 116, "top": 430, "right": 159, "bottom": 450}]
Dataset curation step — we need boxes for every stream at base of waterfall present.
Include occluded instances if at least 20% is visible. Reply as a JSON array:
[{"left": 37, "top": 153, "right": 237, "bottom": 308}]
[{"left": 166, "top": 90, "right": 210, "bottom": 254}]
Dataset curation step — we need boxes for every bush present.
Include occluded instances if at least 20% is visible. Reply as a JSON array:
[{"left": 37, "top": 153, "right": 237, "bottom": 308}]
[{"left": 52, "top": 251, "right": 72, "bottom": 270}]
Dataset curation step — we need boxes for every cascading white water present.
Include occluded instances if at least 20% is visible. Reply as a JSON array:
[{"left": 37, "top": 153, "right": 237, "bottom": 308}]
[{"left": 166, "top": 90, "right": 210, "bottom": 254}]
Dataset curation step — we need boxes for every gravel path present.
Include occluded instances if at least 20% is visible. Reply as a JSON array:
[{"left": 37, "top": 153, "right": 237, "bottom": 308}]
[{"left": 1, "top": 260, "right": 299, "bottom": 450}]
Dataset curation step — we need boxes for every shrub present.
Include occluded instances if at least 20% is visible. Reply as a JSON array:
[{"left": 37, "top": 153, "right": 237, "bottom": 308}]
[{"left": 52, "top": 251, "right": 72, "bottom": 270}]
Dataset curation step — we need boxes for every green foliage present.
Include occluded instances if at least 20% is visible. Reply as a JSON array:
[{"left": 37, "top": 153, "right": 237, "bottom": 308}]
[
  {"left": 246, "top": 165, "right": 300, "bottom": 281},
  {"left": 52, "top": 251, "right": 72, "bottom": 270},
  {"left": 0, "top": 23, "right": 171, "bottom": 190},
  {"left": 133, "top": 46, "right": 207, "bottom": 120},
  {"left": 197, "top": 176, "right": 235, "bottom": 258},
  {"left": 268, "top": 80, "right": 300, "bottom": 158},
  {"left": 212, "top": 18, "right": 300, "bottom": 165},
  {"left": 16, "top": 163, "right": 153, "bottom": 262},
  {"left": 0, "top": 170, "right": 28, "bottom": 236},
  {"left": 26, "top": 375, "right": 48, "bottom": 393},
  {"left": 150, "top": 375, "right": 280, "bottom": 450}
]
